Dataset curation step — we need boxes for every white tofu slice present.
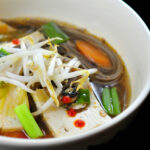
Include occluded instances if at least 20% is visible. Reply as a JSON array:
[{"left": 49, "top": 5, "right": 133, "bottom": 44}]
[
  {"left": 0, "top": 116, "right": 22, "bottom": 132},
  {"left": 32, "top": 89, "right": 111, "bottom": 137}
]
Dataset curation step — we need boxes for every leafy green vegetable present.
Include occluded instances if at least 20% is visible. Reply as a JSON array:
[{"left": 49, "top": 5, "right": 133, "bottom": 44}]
[
  {"left": 14, "top": 104, "right": 43, "bottom": 138},
  {"left": 0, "top": 48, "right": 10, "bottom": 57},
  {"left": 41, "top": 22, "right": 69, "bottom": 44},
  {"left": 76, "top": 89, "right": 90, "bottom": 104}
]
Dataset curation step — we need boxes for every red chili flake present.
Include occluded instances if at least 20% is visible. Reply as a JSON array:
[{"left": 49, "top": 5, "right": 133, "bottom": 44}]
[
  {"left": 62, "top": 96, "right": 71, "bottom": 104},
  {"left": 12, "top": 39, "right": 20, "bottom": 45},
  {"left": 74, "top": 119, "right": 85, "bottom": 128},
  {"left": 67, "top": 108, "right": 77, "bottom": 117}
]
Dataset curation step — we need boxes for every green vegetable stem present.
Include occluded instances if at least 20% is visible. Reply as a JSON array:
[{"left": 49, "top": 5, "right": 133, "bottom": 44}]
[
  {"left": 14, "top": 104, "right": 43, "bottom": 138},
  {"left": 102, "top": 87, "right": 121, "bottom": 116}
]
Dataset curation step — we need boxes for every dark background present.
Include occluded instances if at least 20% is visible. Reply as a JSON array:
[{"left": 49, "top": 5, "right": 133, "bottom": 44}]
[{"left": 89, "top": 0, "right": 150, "bottom": 149}]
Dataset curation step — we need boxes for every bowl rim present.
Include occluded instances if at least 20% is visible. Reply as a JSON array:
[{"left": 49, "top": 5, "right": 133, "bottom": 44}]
[{"left": 0, "top": 0, "right": 150, "bottom": 147}]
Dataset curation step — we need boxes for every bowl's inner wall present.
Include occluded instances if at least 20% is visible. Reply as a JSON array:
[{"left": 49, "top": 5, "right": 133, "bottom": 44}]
[{"left": 0, "top": 0, "right": 150, "bottom": 105}]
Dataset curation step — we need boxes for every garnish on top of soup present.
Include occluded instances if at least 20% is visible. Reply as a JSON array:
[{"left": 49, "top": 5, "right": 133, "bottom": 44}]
[{"left": 0, "top": 18, "right": 131, "bottom": 139}]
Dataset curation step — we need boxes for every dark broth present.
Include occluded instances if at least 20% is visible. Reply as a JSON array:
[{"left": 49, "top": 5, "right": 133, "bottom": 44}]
[{"left": 0, "top": 18, "right": 131, "bottom": 138}]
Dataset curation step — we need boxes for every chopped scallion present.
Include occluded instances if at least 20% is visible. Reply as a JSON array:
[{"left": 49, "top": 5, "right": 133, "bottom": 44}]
[
  {"left": 111, "top": 87, "right": 121, "bottom": 115},
  {"left": 101, "top": 87, "right": 121, "bottom": 116},
  {"left": 101, "top": 87, "right": 113, "bottom": 115},
  {"left": 76, "top": 89, "right": 90, "bottom": 104},
  {"left": 14, "top": 104, "right": 43, "bottom": 138}
]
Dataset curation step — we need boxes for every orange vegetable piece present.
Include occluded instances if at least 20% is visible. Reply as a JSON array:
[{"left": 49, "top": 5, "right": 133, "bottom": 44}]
[{"left": 76, "top": 40, "right": 112, "bottom": 68}]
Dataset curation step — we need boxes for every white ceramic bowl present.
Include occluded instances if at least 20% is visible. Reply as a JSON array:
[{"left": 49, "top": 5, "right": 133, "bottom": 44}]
[{"left": 0, "top": 0, "right": 150, "bottom": 149}]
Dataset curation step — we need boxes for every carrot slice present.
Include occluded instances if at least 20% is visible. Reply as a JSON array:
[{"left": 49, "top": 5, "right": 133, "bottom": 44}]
[{"left": 76, "top": 40, "right": 112, "bottom": 68}]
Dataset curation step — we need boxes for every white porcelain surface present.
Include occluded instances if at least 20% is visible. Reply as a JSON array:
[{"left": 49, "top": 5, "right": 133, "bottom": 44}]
[{"left": 0, "top": 0, "right": 150, "bottom": 149}]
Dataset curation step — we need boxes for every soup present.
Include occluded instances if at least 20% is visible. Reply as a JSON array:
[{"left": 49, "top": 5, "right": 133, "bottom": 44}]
[{"left": 0, "top": 18, "right": 131, "bottom": 139}]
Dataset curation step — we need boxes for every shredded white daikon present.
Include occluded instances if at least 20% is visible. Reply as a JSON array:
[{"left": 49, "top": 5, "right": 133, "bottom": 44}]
[
  {"left": 48, "top": 54, "right": 57, "bottom": 76},
  {"left": 64, "top": 57, "right": 78, "bottom": 73},
  {"left": 0, "top": 76, "right": 34, "bottom": 93},
  {"left": 5, "top": 71, "right": 33, "bottom": 83},
  {"left": 32, "top": 97, "right": 53, "bottom": 116}
]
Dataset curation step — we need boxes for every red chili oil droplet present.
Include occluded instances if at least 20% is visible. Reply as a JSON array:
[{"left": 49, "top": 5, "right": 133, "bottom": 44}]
[
  {"left": 74, "top": 119, "right": 85, "bottom": 128},
  {"left": 12, "top": 39, "right": 20, "bottom": 45},
  {"left": 67, "top": 108, "right": 77, "bottom": 117},
  {"left": 62, "top": 96, "right": 71, "bottom": 104}
]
